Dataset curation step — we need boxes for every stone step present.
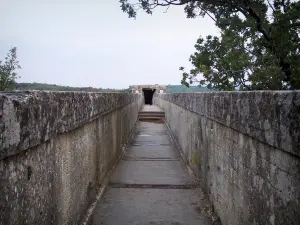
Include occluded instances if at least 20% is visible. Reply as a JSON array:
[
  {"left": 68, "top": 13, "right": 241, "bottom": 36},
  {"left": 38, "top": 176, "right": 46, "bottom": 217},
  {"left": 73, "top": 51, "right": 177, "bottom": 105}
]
[
  {"left": 139, "top": 115, "right": 164, "bottom": 118},
  {"left": 138, "top": 112, "right": 165, "bottom": 116},
  {"left": 138, "top": 112, "right": 165, "bottom": 120},
  {"left": 139, "top": 111, "right": 165, "bottom": 114},
  {"left": 138, "top": 117, "right": 165, "bottom": 121}
]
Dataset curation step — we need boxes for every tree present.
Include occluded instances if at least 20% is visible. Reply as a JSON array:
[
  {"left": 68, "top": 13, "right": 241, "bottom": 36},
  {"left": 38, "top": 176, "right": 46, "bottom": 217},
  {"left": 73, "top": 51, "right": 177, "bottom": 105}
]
[
  {"left": 0, "top": 47, "right": 21, "bottom": 91},
  {"left": 120, "top": 0, "right": 300, "bottom": 90}
]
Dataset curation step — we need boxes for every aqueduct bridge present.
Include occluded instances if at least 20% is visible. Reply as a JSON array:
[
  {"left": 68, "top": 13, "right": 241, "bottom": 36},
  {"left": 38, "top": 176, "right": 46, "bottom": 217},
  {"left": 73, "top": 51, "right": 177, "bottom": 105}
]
[{"left": 0, "top": 90, "right": 299, "bottom": 225}]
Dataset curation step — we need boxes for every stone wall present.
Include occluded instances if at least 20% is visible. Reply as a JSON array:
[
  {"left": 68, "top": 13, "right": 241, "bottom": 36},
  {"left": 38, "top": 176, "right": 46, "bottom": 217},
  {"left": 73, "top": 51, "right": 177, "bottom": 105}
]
[
  {"left": 0, "top": 91, "right": 143, "bottom": 225},
  {"left": 155, "top": 91, "right": 300, "bottom": 225}
]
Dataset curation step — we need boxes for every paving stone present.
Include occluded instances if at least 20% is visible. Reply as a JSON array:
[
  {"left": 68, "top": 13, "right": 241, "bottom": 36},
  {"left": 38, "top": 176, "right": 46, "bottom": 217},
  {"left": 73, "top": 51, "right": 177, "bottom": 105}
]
[{"left": 92, "top": 188, "right": 213, "bottom": 225}]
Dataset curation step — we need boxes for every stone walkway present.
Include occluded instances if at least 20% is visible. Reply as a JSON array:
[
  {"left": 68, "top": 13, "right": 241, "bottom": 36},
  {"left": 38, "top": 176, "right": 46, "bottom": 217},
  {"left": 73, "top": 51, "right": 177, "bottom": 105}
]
[
  {"left": 91, "top": 120, "right": 214, "bottom": 225},
  {"left": 140, "top": 105, "right": 163, "bottom": 112}
]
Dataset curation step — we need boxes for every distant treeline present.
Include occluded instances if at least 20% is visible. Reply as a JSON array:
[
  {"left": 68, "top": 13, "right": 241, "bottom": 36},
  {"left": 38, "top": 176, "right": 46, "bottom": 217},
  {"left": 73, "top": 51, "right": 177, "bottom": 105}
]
[
  {"left": 15, "top": 83, "right": 130, "bottom": 93},
  {"left": 166, "top": 85, "right": 213, "bottom": 93},
  {"left": 14, "top": 83, "right": 213, "bottom": 93}
]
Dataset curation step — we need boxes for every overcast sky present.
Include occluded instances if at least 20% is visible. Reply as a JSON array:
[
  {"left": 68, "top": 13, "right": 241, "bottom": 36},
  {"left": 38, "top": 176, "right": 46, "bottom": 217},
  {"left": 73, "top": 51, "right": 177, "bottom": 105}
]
[{"left": 1, "top": 0, "right": 219, "bottom": 89}]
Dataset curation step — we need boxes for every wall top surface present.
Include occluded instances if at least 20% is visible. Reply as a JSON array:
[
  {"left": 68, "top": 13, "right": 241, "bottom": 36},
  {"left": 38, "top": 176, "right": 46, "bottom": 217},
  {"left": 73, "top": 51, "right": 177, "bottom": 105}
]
[
  {"left": 157, "top": 91, "right": 300, "bottom": 157},
  {"left": 0, "top": 91, "right": 141, "bottom": 160}
]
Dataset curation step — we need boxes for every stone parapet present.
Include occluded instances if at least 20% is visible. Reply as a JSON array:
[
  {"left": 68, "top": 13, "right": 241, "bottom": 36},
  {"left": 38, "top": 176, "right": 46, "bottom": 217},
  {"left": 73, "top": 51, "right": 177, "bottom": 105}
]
[
  {"left": 157, "top": 91, "right": 300, "bottom": 157},
  {"left": 0, "top": 91, "right": 141, "bottom": 160}
]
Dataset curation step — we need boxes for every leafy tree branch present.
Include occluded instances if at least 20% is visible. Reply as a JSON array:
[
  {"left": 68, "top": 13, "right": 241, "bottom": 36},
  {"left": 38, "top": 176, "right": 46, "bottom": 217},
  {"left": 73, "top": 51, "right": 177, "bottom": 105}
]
[
  {"left": 120, "top": 0, "right": 300, "bottom": 90},
  {"left": 0, "top": 47, "right": 21, "bottom": 91}
]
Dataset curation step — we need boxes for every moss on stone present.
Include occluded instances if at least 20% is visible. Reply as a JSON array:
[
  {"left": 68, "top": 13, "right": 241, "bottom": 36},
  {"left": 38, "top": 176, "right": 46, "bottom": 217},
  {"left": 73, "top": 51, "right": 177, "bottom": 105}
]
[{"left": 192, "top": 151, "right": 200, "bottom": 165}]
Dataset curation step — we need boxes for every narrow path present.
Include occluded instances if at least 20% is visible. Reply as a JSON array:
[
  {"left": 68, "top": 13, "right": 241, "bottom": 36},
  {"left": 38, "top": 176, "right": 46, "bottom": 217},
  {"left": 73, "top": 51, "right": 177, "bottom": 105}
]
[{"left": 92, "top": 109, "right": 214, "bottom": 225}]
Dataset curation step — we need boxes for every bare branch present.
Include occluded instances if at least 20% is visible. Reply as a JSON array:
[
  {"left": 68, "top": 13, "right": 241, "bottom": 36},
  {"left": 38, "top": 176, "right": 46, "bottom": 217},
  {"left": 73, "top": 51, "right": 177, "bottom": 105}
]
[
  {"left": 164, "top": 5, "right": 171, "bottom": 13},
  {"left": 197, "top": 5, "right": 217, "bottom": 23},
  {"left": 266, "top": 0, "right": 277, "bottom": 21}
]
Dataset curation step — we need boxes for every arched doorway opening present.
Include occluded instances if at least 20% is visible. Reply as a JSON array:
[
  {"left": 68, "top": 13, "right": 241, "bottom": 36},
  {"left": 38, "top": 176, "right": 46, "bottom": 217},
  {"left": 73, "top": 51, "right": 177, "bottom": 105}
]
[{"left": 142, "top": 88, "right": 156, "bottom": 105}]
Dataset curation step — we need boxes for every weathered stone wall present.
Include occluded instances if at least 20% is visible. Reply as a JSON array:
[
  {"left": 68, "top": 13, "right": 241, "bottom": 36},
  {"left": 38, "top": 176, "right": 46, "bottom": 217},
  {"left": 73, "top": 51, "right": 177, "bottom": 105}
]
[
  {"left": 155, "top": 91, "right": 300, "bottom": 225},
  {"left": 0, "top": 91, "right": 143, "bottom": 225}
]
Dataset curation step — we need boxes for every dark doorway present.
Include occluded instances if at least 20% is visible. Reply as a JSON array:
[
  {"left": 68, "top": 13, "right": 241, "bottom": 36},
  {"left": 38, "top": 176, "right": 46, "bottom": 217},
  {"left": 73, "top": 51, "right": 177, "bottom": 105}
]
[{"left": 142, "top": 88, "right": 156, "bottom": 105}]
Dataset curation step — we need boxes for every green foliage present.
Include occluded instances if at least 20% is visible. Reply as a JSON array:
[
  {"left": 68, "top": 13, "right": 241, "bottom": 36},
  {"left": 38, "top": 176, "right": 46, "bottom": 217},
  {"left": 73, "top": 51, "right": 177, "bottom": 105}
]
[
  {"left": 15, "top": 82, "right": 130, "bottom": 92},
  {"left": 0, "top": 47, "right": 21, "bottom": 91},
  {"left": 120, "top": 0, "right": 300, "bottom": 90},
  {"left": 192, "top": 151, "right": 201, "bottom": 166},
  {"left": 167, "top": 85, "right": 213, "bottom": 93}
]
